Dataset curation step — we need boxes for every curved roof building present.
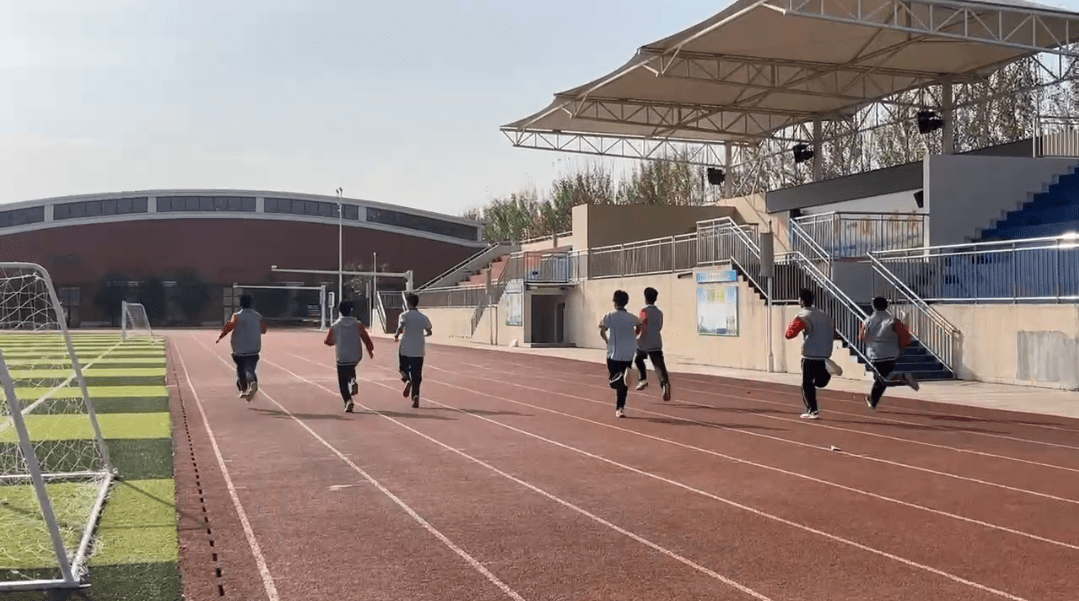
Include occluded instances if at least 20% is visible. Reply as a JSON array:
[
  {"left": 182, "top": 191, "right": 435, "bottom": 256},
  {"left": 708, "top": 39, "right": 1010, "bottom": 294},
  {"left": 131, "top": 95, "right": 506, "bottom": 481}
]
[{"left": 0, "top": 189, "right": 485, "bottom": 326}]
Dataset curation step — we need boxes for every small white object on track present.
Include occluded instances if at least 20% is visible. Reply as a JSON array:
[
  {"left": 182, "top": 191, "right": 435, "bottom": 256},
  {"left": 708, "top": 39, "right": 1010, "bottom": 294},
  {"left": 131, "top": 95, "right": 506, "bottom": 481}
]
[{"left": 830, "top": 445, "right": 841, "bottom": 451}]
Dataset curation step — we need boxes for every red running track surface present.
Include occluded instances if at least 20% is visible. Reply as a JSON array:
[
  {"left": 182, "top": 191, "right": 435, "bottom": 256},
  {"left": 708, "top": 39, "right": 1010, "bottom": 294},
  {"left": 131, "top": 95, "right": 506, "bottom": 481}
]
[{"left": 167, "top": 331, "right": 1079, "bottom": 601}]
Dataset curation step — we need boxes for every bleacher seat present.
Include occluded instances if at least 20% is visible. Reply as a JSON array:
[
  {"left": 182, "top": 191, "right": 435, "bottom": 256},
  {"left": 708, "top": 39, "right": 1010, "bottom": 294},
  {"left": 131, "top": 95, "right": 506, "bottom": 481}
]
[{"left": 979, "top": 165, "right": 1079, "bottom": 241}]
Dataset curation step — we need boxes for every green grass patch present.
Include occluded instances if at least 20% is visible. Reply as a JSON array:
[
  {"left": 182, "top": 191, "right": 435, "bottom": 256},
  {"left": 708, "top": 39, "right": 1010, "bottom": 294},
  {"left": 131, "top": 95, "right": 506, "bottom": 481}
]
[
  {"left": 0, "top": 413, "right": 171, "bottom": 443},
  {"left": 0, "top": 480, "right": 105, "bottom": 570},
  {"left": 14, "top": 386, "right": 168, "bottom": 403},
  {"left": 9, "top": 369, "right": 165, "bottom": 379},
  {"left": 0, "top": 561, "right": 181, "bottom": 601},
  {"left": 32, "top": 397, "right": 169, "bottom": 416},
  {"left": 89, "top": 479, "right": 177, "bottom": 566},
  {"left": 0, "top": 439, "right": 172, "bottom": 481}
]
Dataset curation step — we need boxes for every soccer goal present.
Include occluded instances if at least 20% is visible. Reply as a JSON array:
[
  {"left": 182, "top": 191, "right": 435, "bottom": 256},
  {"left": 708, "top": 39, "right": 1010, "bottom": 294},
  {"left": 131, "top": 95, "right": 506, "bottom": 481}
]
[
  {"left": 0, "top": 263, "right": 115, "bottom": 591},
  {"left": 120, "top": 300, "right": 156, "bottom": 341}
]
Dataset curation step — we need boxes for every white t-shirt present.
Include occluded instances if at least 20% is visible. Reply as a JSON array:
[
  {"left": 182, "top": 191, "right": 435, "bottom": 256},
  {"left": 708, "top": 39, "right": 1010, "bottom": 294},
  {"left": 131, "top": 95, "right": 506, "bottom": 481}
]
[
  {"left": 599, "top": 309, "right": 641, "bottom": 362},
  {"left": 397, "top": 309, "right": 432, "bottom": 358}
]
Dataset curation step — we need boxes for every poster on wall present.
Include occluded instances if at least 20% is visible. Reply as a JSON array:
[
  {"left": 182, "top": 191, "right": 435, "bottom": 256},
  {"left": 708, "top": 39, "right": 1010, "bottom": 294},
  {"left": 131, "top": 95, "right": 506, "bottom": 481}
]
[
  {"left": 696, "top": 271, "right": 739, "bottom": 336},
  {"left": 504, "top": 280, "right": 523, "bottom": 326}
]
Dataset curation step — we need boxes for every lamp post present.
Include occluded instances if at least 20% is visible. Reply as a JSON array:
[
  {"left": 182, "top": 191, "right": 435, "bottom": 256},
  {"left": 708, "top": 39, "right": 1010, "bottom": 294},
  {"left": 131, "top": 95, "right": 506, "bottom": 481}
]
[{"left": 335, "top": 187, "right": 343, "bottom": 311}]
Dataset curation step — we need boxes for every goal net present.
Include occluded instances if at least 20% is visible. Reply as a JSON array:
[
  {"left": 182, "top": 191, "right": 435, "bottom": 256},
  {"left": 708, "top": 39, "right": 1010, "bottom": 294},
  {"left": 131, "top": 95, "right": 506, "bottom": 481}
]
[
  {"left": 121, "top": 301, "right": 156, "bottom": 342},
  {"left": 0, "top": 263, "right": 115, "bottom": 591}
]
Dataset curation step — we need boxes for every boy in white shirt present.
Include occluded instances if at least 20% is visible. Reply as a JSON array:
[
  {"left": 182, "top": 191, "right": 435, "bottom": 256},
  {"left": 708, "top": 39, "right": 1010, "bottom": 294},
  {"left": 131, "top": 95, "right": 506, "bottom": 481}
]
[
  {"left": 395, "top": 293, "right": 433, "bottom": 408},
  {"left": 599, "top": 289, "right": 642, "bottom": 418}
]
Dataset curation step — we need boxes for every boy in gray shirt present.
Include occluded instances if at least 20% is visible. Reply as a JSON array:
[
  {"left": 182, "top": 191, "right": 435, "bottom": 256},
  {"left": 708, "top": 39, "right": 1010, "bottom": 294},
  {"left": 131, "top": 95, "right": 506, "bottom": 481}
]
[
  {"left": 395, "top": 293, "right": 432, "bottom": 408},
  {"left": 216, "top": 294, "right": 267, "bottom": 400},
  {"left": 784, "top": 288, "right": 841, "bottom": 420},
  {"left": 859, "top": 296, "right": 919, "bottom": 411},
  {"left": 324, "top": 300, "right": 375, "bottom": 413},
  {"left": 634, "top": 287, "right": 671, "bottom": 401},
  {"left": 599, "top": 290, "right": 642, "bottom": 418}
]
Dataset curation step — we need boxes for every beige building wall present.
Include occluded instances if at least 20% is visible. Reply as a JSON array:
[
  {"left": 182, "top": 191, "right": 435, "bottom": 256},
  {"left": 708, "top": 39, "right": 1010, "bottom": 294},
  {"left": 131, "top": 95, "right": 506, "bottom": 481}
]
[
  {"left": 571, "top": 204, "right": 742, "bottom": 249},
  {"left": 561, "top": 270, "right": 866, "bottom": 380},
  {"left": 713, "top": 192, "right": 793, "bottom": 253},
  {"left": 935, "top": 304, "right": 1079, "bottom": 390}
]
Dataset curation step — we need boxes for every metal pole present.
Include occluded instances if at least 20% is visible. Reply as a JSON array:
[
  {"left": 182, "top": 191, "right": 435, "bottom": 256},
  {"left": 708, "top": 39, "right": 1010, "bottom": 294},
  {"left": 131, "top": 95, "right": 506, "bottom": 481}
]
[
  {"left": 767, "top": 276, "right": 774, "bottom": 373},
  {"left": 336, "top": 188, "right": 343, "bottom": 311},
  {"left": 372, "top": 252, "right": 378, "bottom": 327}
]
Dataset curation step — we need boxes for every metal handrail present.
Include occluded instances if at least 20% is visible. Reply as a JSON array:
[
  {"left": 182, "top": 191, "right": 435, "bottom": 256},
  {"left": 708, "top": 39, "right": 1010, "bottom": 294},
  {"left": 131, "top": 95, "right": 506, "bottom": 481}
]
[
  {"left": 788, "top": 218, "right": 831, "bottom": 264},
  {"left": 418, "top": 243, "right": 508, "bottom": 291},
  {"left": 870, "top": 233, "right": 1079, "bottom": 257}
]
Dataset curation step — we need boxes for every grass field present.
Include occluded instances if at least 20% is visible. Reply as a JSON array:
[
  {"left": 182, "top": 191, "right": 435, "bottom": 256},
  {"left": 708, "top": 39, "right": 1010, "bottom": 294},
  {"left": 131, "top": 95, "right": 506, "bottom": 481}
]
[{"left": 0, "top": 332, "right": 180, "bottom": 601}]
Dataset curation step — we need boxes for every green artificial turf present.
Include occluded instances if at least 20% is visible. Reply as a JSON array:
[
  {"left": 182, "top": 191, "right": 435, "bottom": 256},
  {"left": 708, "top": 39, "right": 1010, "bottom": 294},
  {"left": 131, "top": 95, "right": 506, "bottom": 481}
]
[
  {"left": 0, "top": 413, "right": 171, "bottom": 443},
  {"left": 0, "top": 335, "right": 179, "bottom": 600}
]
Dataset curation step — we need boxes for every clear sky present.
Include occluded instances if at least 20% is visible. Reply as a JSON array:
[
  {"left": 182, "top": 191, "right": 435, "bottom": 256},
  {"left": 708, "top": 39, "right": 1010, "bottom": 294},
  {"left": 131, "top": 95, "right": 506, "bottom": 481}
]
[
  {"left": 0, "top": 0, "right": 724, "bottom": 216},
  {"left": 3, "top": 0, "right": 1076, "bottom": 217}
]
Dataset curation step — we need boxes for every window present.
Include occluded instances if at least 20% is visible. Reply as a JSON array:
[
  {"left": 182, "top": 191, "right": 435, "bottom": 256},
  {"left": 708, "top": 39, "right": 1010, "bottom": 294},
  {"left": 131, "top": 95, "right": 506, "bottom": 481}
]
[
  {"left": 53, "top": 197, "right": 148, "bottom": 221},
  {"left": 0, "top": 205, "right": 46, "bottom": 229},
  {"left": 264, "top": 197, "right": 350, "bottom": 219},
  {"left": 365, "top": 207, "right": 478, "bottom": 241},
  {"left": 157, "top": 196, "right": 255, "bottom": 213}
]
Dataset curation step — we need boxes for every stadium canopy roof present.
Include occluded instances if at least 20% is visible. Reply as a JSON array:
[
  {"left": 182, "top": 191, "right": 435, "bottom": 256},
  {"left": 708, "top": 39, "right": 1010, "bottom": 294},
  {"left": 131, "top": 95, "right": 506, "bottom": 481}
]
[{"left": 501, "top": 0, "right": 1079, "bottom": 164}]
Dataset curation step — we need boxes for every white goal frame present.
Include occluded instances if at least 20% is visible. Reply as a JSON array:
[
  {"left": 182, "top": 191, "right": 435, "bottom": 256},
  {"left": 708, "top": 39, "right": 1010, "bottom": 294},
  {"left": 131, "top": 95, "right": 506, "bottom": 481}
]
[
  {"left": 231, "top": 283, "right": 328, "bottom": 331},
  {"left": 0, "top": 262, "right": 115, "bottom": 592},
  {"left": 120, "top": 300, "right": 157, "bottom": 342}
]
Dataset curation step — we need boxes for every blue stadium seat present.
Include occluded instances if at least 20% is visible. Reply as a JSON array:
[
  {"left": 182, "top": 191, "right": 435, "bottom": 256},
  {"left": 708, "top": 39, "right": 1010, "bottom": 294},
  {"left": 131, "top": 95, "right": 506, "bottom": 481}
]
[{"left": 978, "top": 164, "right": 1079, "bottom": 241}]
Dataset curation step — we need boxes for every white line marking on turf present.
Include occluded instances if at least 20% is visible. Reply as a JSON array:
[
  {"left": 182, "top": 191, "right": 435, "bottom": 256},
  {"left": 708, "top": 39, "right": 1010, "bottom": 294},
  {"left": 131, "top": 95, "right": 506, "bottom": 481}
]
[
  {"left": 276, "top": 353, "right": 1028, "bottom": 601},
  {"left": 419, "top": 375, "right": 1079, "bottom": 551},
  {"left": 193, "top": 341, "right": 529, "bottom": 601},
  {"left": 452, "top": 369, "right": 1079, "bottom": 504},
  {"left": 175, "top": 345, "right": 281, "bottom": 601},
  {"left": 0, "top": 340, "right": 125, "bottom": 434},
  {"left": 265, "top": 357, "right": 774, "bottom": 601}
]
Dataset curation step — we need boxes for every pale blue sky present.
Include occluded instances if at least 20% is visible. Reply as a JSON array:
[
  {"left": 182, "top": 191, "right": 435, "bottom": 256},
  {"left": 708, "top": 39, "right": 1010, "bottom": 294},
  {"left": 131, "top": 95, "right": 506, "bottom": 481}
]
[
  {"left": 2, "top": 0, "right": 1076, "bottom": 217},
  {"left": 0, "top": 0, "right": 723, "bottom": 216}
]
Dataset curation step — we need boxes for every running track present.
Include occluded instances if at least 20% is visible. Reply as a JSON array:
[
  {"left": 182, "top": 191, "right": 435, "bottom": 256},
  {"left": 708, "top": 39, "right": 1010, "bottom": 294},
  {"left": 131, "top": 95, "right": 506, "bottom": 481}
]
[{"left": 166, "top": 330, "right": 1079, "bottom": 601}]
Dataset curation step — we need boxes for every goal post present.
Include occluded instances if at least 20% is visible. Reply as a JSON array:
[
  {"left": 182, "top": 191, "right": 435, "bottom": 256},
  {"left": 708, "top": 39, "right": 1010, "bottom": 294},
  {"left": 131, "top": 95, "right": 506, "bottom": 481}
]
[
  {"left": 120, "top": 301, "right": 157, "bottom": 342},
  {"left": 231, "top": 284, "right": 327, "bottom": 331},
  {"left": 0, "top": 262, "right": 115, "bottom": 591}
]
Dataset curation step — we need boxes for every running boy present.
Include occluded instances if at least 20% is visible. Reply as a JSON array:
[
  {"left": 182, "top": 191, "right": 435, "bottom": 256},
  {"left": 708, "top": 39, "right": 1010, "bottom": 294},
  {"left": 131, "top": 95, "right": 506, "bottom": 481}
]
[
  {"left": 324, "top": 300, "right": 375, "bottom": 413},
  {"left": 599, "top": 289, "right": 642, "bottom": 418},
  {"left": 395, "top": 293, "right": 432, "bottom": 408},
  {"left": 784, "top": 288, "right": 841, "bottom": 420},
  {"left": 634, "top": 287, "right": 671, "bottom": 401},
  {"left": 216, "top": 294, "right": 267, "bottom": 400},
  {"left": 859, "top": 296, "right": 919, "bottom": 411}
]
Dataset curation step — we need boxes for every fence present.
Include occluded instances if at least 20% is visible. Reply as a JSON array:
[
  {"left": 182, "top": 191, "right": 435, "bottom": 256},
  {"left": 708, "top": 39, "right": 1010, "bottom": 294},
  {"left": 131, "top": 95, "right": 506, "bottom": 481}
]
[
  {"left": 587, "top": 234, "right": 697, "bottom": 279},
  {"left": 871, "top": 234, "right": 1079, "bottom": 302},
  {"left": 415, "top": 284, "right": 487, "bottom": 308},
  {"left": 1035, "top": 115, "right": 1079, "bottom": 158},
  {"left": 792, "top": 212, "right": 926, "bottom": 259}
]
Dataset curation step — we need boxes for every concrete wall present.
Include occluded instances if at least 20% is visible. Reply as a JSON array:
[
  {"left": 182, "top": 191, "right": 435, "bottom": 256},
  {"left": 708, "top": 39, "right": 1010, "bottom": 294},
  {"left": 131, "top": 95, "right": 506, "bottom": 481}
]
[
  {"left": 713, "top": 193, "right": 793, "bottom": 253},
  {"left": 936, "top": 304, "right": 1079, "bottom": 390},
  {"left": 798, "top": 190, "right": 924, "bottom": 216},
  {"left": 925, "top": 154, "right": 1079, "bottom": 245},
  {"left": 571, "top": 204, "right": 739, "bottom": 249},
  {"left": 766, "top": 161, "right": 923, "bottom": 213},
  {"left": 561, "top": 271, "right": 865, "bottom": 379}
]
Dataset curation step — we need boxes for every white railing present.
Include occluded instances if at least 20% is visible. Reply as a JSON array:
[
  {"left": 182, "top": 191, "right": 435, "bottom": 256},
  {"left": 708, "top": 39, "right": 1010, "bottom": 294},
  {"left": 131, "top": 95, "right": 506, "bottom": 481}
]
[
  {"left": 588, "top": 234, "right": 698, "bottom": 279},
  {"left": 418, "top": 243, "right": 516, "bottom": 290},
  {"left": 1035, "top": 115, "right": 1079, "bottom": 158},
  {"left": 788, "top": 217, "right": 833, "bottom": 277},
  {"left": 792, "top": 212, "right": 926, "bottom": 259},
  {"left": 864, "top": 254, "right": 960, "bottom": 371},
  {"left": 871, "top": 234, "right": 1079, "bottom": 303}
]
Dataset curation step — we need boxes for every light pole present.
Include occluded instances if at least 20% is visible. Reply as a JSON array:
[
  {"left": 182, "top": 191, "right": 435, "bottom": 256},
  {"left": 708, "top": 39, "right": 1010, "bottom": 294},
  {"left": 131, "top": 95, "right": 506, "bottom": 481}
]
[{"left": 335, "top": 187, "right": 343, "bottom": 311}]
